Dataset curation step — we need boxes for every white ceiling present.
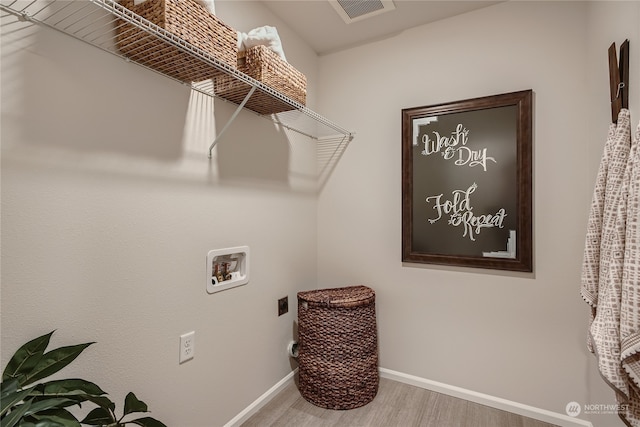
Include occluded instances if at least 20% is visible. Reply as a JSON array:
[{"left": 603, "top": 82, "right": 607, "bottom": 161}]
[{"left": 260, "top": 0, "right": 502, "bottom": 55}]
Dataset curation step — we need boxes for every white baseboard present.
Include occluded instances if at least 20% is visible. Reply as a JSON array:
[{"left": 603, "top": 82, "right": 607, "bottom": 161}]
[
  {"left": 223, "top": 369, "right": 297, "bottom": 427},
  {"left": 225, "top": 367, "right": 594, "bottom": 427},
  {"left": 379, "top": 368, "right": 593, "bottom": 427}
]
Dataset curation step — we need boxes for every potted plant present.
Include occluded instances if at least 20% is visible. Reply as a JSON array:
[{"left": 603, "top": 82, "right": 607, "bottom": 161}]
[{"left": 1, "top": 331, "right": 167, "bottom": 427}]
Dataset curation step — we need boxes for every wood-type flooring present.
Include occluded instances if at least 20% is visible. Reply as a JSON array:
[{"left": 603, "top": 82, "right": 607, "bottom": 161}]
[{"left": 241, "top": 377, "right": 559, "bottom": 427}]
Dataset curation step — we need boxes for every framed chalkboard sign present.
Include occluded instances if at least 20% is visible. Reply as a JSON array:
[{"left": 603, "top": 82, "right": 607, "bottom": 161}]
[{"left": 402, "top": 90, "right": 533, "bottom": 272}]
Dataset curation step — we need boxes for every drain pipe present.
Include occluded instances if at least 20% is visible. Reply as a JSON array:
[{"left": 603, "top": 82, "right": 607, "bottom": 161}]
[{"left": 287, "top": 341, "right": 299, "bottom": 358}]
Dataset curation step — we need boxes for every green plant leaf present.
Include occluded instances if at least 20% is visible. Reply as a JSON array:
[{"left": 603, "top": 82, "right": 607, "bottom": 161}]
[
  {"left": 1, "top": 378, "right": 19, "bottom": 397},
  {"left": 31, "top": 380, "right": 113, "bottom": 413},
  {"left": 29, "top": 420, "right": 65, "bottom": 427},
  {"left": 82, "top": 395, "right": 115, "bottom": 412},
  {"left": 80, "top": 407, "right": 114, "bottom": 426},
  {"left": 22, "top": 398, "right": 78, "bottom": 418},
  {"left": 30, "top": 408, "right": 80, "bottom": 427},
  {"left": 2, "top": 332, "right": 53, "bottom": 385},
  {"left": 123, "top": 393, "right": 147, "bottom": 416},
  {"left": 22, "top": 343, "right": 94, "bottom": 387},
  {"left": 0, "top": 383, "right": 34, "bottom": 417},
  {"left": 127, "top": 417, "right": 167, "bottom": 427},
  {"left": 0, "top": 399, "right": 31, "bottom": 427},
  {"left": 23, "top": 416, "right": 68, "bottom": 427},
  {"left": 39, "top": 379, "right": 107, "bottom": 397}
]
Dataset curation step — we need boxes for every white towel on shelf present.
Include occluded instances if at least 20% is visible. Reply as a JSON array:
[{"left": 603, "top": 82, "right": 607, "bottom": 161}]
[
  {"left": 237, "top": 26, "right": 287, "bottom": 62},
  {"left": 197, "top": 0, "right": 215, "bottom": 15}
]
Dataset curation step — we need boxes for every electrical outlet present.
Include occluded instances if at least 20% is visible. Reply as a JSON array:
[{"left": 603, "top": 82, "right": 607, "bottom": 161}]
[
  {"left": 180, "top": 331, "right": 195, "bottom": 364},
  {"left": 278, "top": 296, "right": 288, "bottom": 316}
]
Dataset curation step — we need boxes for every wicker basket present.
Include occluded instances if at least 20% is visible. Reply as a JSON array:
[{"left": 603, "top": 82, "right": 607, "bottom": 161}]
[
  {"left": 116, "top": 0, "right": 237, "bottom": 82},
  {"left": 297, "top": 285, "right": 378, "bottom": 410},
  {"left": 214, "top": 45, "right": 307, "bottom": 115}
]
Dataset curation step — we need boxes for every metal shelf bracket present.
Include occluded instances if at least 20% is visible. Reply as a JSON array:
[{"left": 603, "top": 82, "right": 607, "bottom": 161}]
[{"left": 208, "top": 85, "right": 257, "bottom": 158}]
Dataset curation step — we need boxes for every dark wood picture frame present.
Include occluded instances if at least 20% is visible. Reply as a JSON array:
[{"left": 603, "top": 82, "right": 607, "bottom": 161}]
[{"left": 402, "top": 90, "right": 533, "bottom": 272}]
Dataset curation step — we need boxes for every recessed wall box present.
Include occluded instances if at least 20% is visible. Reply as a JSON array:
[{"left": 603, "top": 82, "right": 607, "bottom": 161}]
[{"left": 206, "top": 246, "right": 249, "bottom": 294}]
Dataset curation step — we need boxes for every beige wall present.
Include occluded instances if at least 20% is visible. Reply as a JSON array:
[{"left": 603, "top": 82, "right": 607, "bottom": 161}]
[
  {"left": 317, "top": 2, "right": 638, "bottom": 426},
  {"left": 1, "top": 2, "right": 316, "bottom": 426},
  {"left": 2, "top": 1, "right": 639, "bottom": 427}
]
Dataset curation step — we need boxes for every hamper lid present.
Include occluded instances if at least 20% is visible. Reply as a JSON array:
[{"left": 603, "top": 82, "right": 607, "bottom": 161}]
[{"left": 297, "top": 285, "right": 374, "bottom": 307}]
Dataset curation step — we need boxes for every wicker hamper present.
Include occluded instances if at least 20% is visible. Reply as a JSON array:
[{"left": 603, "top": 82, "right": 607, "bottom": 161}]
[
  {"left": 116, "top": 0, "right": 237, "bottom": 82},
  {"left": 297, "top": 285, "right": 378, "bottom": 410},
  {"left": 213, "top": 45, "right": 307, "bottom": 115}
]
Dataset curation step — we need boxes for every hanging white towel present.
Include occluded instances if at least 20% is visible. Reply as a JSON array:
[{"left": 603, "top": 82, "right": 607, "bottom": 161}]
[
  {"left": 620, "top": 121, "right": 640, "bottom": 425},
  {"left": 582, "top": 110, "right": 640, "bottom": 425},
  {"left": 587, "top": 109, "right": 632, "bottom": 395},
  {"left": 582, "top": 121, "right": 617, "bottom": 323}
]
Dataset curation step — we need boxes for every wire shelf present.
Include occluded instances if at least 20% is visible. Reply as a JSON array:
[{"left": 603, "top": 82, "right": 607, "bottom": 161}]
[{"left": 0, "top": 0, "right": 354, "bottom": 158}]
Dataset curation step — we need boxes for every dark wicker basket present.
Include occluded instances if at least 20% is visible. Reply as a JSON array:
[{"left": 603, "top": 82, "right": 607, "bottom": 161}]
[
  {"left": 116, "top": 0, "right": 237, "bottom": 82},
  {"left": 297, "top": 285, "right": 378, "bottom": 410}
]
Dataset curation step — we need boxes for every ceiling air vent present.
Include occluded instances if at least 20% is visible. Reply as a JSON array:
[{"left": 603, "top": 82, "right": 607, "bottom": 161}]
[{"left": 329, "top": 0, "right": 396, "bottom": 24}]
